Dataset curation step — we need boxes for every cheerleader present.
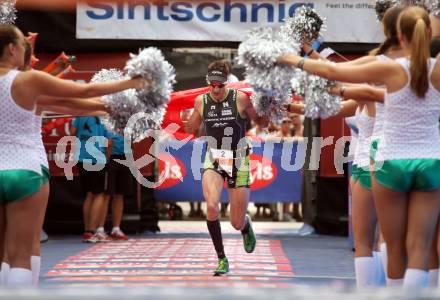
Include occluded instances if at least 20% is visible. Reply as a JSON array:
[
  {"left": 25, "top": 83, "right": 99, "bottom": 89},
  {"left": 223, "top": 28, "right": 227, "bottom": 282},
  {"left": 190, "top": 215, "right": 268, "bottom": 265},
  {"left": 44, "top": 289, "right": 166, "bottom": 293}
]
[
  {"left": 280, "top": 7, "right": 440, "bottom": 288},
  {"left": 0, "top": 24, "right": 143, "bottom": 287}
]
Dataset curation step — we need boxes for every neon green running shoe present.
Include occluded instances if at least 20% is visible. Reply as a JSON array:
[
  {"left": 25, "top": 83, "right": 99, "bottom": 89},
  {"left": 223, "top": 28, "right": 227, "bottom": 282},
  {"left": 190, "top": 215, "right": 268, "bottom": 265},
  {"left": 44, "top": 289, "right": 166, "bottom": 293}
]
[
  {"left": 214, "top": 257, "right": 229, "bottom": 275},
  {"left": 242, "top": 214, "right": 256, "bottom": 253}
]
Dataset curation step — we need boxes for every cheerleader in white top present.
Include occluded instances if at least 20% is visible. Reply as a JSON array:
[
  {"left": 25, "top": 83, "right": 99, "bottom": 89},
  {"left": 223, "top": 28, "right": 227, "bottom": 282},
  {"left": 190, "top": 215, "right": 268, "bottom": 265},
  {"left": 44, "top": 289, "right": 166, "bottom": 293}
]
[
  {"left": 0, "top": 38, "right": 124, "bottom": 288},
  {"left": 19, "top": 40, "right": 108, "bottom": 287},
  {"left": 0, "top": 24, "right": 144, "bottom": 287},
  {"left": 290, "top": 6, "right": 406, "bottom": 287},
  {"left": 280, "top": 7, "right": 440, "bottom": 288}
]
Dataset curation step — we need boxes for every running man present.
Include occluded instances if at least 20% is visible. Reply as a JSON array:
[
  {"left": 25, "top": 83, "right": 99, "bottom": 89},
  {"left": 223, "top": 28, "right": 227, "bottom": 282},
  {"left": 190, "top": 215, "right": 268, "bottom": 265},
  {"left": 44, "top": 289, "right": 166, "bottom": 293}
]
[{"left": 184, "top": 60, "right": 268, "bottom": 274}]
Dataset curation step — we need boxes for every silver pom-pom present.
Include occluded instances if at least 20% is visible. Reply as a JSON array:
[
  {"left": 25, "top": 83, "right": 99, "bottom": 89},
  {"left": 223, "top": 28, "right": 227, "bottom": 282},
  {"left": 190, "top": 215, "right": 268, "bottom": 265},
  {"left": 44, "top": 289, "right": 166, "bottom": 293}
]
[
  {"left": 374, "top": 0, "right": 400, "bottom": 20},
  {"left": 374, "top": 0, "right": 438, "bottom": 20},
  {"left": 91, "top": 68, "right": 125, "bottom": 84},
  {"left": 238, "top": 27, "right": 299, "bottom": 122},
  {"left": 124, "top": 48, "right": 176, "bottom": 141},
  {"left": 0, "top": 0, "right": 16, "bottom": 25},
  {"left": 280, "top": 5, "right": 325, "bottom": 46},
  {"left": 124, "top": 106, "right": 167, "bottom": 142},
  {"left": 291, "top": 69, "right": 341, "bottom": 119},
  {"left": 238, "top": 27, "right": 298, "bottom": 69},
  {"left": 91, "top": 68, "right": 155, "bottom": 142},
  {"left": 125, "top": 47, "right": 175, "bottom": 110},
  {"left": 399, "top": 0, "right": 427, "bottom": 6},
  {"left": 305, "top": 75, "right": 341, "bottom": 119},
  {"left": 424, "top": 0, "right": 440, "bottom": 16},
  {"left": 251, "top": 92, "right": 288, "bottom": 122},
  {"left": 290, "top": 69, "right": 308, "bottom": 98},
  {"left": 246, "top": 65, "right": 296, "bottom": 98}
]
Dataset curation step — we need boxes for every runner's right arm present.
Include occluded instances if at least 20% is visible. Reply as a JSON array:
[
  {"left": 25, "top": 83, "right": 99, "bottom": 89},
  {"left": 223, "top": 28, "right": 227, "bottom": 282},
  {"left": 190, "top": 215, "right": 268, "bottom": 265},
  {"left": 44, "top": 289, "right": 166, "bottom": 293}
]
[{"left": 183, "top": 96, "right": 203, "bottom": 134}]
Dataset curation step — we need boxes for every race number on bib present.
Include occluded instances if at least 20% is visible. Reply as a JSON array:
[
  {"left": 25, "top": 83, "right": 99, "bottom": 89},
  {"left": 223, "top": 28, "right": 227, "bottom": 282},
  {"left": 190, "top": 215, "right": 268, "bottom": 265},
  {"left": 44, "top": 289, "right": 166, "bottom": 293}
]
[{"left": 210, "top": 148, "right": 234, "bottom": 177}]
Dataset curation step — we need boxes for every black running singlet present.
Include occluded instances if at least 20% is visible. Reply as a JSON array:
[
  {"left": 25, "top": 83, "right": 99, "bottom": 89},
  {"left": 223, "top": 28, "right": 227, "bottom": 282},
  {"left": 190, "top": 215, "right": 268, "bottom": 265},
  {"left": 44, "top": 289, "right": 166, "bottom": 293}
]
[{"left": 202, "top": 89, "right": 248, "bottom": 150}]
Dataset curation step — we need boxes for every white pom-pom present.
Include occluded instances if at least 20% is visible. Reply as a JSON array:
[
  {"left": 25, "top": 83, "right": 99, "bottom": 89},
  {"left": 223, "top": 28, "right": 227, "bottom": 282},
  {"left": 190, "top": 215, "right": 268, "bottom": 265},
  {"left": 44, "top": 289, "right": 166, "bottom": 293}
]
[
  {"left": 125, "top": 47, "right": 175, "bottom": 108},
  {"left": 0, "top": 0, "right": 17, "bottom": 25},
  {"left": 291, "top": 70, "right": 341, "bottom": 119},
  {"left": 424, "top": 0, "right": 440, "bottom": 16},
  {"left": 124, "top": 48, "right": 176, "bottom": 141},
  {"left": 238, "top": 27, "right": 298, "bottom": 68},
  {"left": 374, "top": 0, "right": 400, "bottom": 21},
  {"left": 280, "top": 6, "right": 326, "bottom": 46},
  {"left": 91, "top": 68, "right": 155, "bottom": 142},
  {"left": 238, "top": 27, "right": 299, "bottom": 122}
]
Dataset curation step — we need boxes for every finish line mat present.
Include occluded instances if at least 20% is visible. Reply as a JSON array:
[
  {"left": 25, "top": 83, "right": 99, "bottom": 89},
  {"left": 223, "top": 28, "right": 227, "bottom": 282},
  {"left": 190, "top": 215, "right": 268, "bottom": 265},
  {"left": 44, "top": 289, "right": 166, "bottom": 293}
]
[{"left": 46, "top": 238, "right": 295, "bottom": 288}]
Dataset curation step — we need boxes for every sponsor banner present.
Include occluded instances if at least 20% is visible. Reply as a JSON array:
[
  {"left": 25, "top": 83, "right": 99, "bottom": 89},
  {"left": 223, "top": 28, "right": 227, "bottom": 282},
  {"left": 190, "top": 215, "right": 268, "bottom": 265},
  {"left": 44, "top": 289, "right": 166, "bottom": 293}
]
[
  {"left": 77, "top": 0, "right": 384, "bottom": 43},
  {"left": 155, "top": 140, "right": 302, "bottom": 203}
]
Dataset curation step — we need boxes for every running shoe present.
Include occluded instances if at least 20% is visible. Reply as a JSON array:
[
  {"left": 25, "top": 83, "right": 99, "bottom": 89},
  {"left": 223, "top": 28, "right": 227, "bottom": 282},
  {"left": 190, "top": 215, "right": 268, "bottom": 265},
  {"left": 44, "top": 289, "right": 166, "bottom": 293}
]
[
  {"left": 111, "top": 230, "right": 129, "bottom": 241},
  {"left": 83, "top": 233, "right": 99, "bottom": 243},
  {"left": 242, "top": 214, "right": 256, "bottom": 253},
  {"left": 214, "top": 257, "right": 229, "bottom": 275},
  {"left": 82, "top": 232, "right": 94, "bottom": 243},
  {"left": 297, "top": 223, "right": 315, "bottom": 236},
  {"left": 94, "top": 232, "right": 112, "bottom": 243},
  {"left": 40, "top": 230, "right": 49, "bottom": 243}
]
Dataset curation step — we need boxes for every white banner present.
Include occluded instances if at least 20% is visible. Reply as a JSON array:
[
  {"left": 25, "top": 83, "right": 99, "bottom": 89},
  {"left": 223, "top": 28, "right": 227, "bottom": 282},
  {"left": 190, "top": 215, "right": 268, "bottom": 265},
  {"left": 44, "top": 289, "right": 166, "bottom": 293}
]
[{"left": 76, "top": 1, "right": 384, "bottom": 43}]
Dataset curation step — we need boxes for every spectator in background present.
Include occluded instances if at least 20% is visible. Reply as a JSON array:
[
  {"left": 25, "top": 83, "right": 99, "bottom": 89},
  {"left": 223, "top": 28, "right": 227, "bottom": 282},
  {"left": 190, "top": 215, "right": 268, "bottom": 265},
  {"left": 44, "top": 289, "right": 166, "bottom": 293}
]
[
  {"left": 290, "top": 113, "right": 304, "bottom": 139},
  {"left": 97, "top": 131, "right": 133, "bottom": 240},
  {"left": 247, "top": 121, "right": 271, "bottom": 141},
  {"left": 273, "top": 117, "right": 296, "bottom": 221},
  {"left": 181, "top": 108, "right": 206, "bottom": 219},
  {"left": 289, "top": 113, "right": 304, "bottom": 222},
  {"left": 71, "top": 116, "right": 112, "bottom": 243},
  {"left": 247, "top": 122, "right": 272, "bottom": 219}
]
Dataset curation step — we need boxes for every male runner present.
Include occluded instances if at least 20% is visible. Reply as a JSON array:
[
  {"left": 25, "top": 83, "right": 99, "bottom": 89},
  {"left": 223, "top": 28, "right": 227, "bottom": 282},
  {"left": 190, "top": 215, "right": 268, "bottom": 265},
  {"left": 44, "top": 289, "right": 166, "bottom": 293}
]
[{"left": 184, "top": 60, "right": 268, "bottom": 274}]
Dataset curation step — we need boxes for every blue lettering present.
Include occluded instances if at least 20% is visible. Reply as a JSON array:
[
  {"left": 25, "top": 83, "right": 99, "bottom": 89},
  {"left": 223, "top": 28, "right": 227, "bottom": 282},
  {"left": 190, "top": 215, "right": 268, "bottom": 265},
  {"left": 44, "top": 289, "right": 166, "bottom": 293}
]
[
  {"left": 196, "top": 3, "right": 221, "bottom": 22},
  {"left": 84, "top": 1, "right": 316, "bottom": 24},
  {"left": 85, "top": 1, "right": 113, "bottom": 20},
  {"left": 157, "top": 2, "right": 170, "bottom": 20},
  {"left": 224, "top": 0, "right": 246, "bottom": 22},
  {"left": 128, "top": 1, "right": 151, "bottom": 20},
  {"left": 171, "top": 2, "right": 193, "bottom": 21},
  {"left": 251, "top": 3, "right": 274, "bottom": 23},
  {"left": 278, "top": 1, "right": 286, "bottom": 22},
  {"left": 117, "top": 2, "right": 124, "bottom": 19}
]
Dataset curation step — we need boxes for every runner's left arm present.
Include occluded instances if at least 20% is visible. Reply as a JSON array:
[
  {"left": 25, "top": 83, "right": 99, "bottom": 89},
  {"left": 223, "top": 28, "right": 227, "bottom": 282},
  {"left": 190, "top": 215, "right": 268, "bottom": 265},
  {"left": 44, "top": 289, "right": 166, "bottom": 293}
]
[{"left": 238, "top": 92, "right": 269, "bottom": 128}]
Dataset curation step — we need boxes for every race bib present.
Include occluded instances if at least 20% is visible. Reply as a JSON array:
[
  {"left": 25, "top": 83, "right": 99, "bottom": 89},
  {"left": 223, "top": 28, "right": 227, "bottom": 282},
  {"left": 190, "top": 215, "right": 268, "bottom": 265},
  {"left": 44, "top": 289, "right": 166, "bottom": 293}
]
[{"left": 210, "top": 148, "right": 234, "bottom": 177}]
